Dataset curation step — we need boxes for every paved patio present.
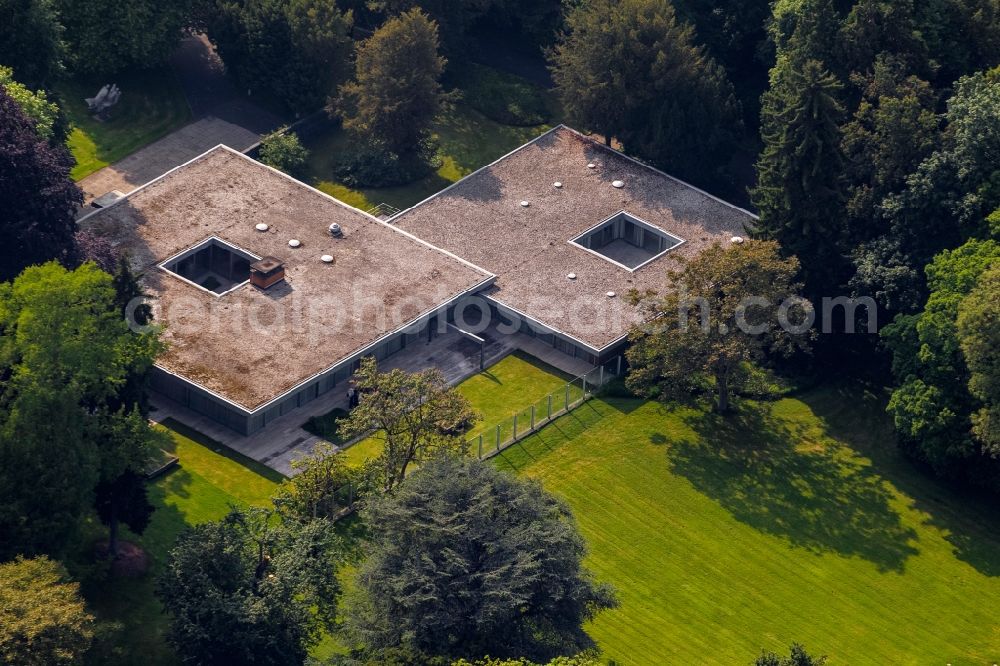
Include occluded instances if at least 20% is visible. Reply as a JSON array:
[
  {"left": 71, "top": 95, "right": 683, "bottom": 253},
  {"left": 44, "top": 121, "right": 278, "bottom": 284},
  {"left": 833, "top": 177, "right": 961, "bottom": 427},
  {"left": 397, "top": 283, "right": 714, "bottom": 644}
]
[{"left": 149, "top": 326, "right": 597, "bottom": 476}]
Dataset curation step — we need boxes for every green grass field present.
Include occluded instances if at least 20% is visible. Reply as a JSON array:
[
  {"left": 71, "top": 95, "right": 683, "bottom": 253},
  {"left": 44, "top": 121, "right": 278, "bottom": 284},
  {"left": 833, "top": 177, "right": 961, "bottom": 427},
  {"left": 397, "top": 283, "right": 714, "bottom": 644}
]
[
  {"left": 75, "top": 374, "right": 1000, "bottom": 664},
  {"left": 494, "top": 387, "right": 1000, "bottom": 664},
  {"left": 338, "top": 351, "right": 576, "bottom": 467},
  {"left": 58, "top": 68, "right": 191, "bottom": 180},
  {"left": 76, "top": 419, "right": 283, "bottom": 666},
  {"left": 303, "top": 104, "right": 550, "bottom": 212}
]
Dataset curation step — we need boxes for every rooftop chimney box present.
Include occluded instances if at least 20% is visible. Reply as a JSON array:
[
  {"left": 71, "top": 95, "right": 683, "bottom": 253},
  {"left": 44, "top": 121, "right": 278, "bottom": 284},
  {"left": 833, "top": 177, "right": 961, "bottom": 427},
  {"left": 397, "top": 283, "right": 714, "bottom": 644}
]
[{"left": 249, "top": 256, "right": 285, "bottom": 289}]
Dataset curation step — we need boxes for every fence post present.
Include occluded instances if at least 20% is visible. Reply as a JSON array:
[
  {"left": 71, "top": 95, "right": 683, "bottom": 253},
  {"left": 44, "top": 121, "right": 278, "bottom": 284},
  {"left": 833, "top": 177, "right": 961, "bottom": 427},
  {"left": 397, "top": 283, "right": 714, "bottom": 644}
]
[
  {"left": 547, "top": 394, "right": 552, "bottom": 420},
  {"left": 478, "top": 434, "right": 483, "bottom": 459},
  {"left": 582, "top": 375, "right": 587, "bottom": 399},
  {"left": 530, "top": 405, "right": 535, "bottom": 430},
  {"left": 565, "top": 384, "right": 570, "bottom": 410},
  {"left": 616, "top": 355, "right": 622, "bottom": 376},
  {"left": 496, "top": 424, "right": 501, "bottom": 452},
  {"left": 513, "top": 414, "right": 518, "bottom": 440},
  {"left": 600, "top": 365, "right": 604, "bottom": 386}
]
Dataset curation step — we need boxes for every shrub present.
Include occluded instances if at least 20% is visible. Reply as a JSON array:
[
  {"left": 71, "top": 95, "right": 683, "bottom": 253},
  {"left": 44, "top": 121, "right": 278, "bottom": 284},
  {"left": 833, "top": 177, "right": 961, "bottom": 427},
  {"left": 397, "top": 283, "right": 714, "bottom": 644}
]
[
  {"left": 303, "top": 407, "right": 349, "bottom": 444},
  {"left": 449, "top": 63, "right": 552, "bottom": 126},
  {"left": 333, "top": 138, "right": 440, "bottom": 188},
  {"left": 259, "top": 129, "right": 309, "bottom": 177}
]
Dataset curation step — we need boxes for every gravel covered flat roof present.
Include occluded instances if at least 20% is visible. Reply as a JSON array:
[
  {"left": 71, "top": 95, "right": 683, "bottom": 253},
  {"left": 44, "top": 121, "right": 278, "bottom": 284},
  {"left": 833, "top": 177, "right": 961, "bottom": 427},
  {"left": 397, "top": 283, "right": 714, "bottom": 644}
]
[
  {"left": 393, "top": 126, "right": 756, "bottom": 350},
  {"left": 80, "top": 147, "right": 492, "bottom": 411}
]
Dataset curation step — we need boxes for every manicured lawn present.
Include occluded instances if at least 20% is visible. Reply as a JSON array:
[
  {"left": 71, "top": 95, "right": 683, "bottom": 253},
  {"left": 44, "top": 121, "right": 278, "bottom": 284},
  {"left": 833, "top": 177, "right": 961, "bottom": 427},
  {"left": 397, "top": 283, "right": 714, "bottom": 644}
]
[
  {"left": 303, "top": 104, "right": 551, "bottom": 212},
  {"left": 58, "top": 67, "right": 191, "bottom": 180},
  {"left": 74, "top": 376, "right": 1000, "bottom": 664},
  {"left": 338, "top": 351, "right": 577, "bottom": 467},
  {"left": 76, "top": 418, "right": 283, "bottom": 666},
  {"left": 493, "top": 386, "right": 1000, "bottom": 665}
]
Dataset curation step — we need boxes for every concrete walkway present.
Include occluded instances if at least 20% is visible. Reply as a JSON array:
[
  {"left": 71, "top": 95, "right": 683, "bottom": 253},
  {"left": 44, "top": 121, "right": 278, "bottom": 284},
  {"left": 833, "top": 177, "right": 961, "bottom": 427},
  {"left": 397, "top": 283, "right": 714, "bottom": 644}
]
[
  {"left": 78, "top": 118, "right": 263, "bottom": 203},
  {"left": 150, "top": 328, "right": 598, "bottom": 476},
  {"left": 78, "top": 34, "right": 282, "bottom": 206}
]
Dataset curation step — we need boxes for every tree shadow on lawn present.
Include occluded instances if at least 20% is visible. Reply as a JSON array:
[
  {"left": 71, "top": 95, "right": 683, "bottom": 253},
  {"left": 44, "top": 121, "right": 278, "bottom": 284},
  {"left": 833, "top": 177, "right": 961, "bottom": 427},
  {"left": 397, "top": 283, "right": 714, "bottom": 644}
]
[
  {"left": 801, "top": 385, "right": 1000, "bottom": 578},
  {"left": 668, "top": 400, "right": 919, "bottom": 573}
]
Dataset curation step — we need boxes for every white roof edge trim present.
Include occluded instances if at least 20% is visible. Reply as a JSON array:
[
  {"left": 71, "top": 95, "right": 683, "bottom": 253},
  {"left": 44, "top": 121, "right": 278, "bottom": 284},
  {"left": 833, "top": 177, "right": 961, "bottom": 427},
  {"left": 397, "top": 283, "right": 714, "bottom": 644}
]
[
  {"left": 217, "top": 145, "right": 495, "bottom": 278},
  {"left": 483, "top": 294, "right": 604, "bottom": 355},
  {"left": 78, "top": 143, "right": 496, "bottom": 281},
  {"left": 154, "top": 272, "right": 497, "bottom": 415},
  {"left": 392, "top": 124, "right": 566, "bottom": 218},
  {"left": 556, "top": 126, "right": 760, "bottom": 221}
]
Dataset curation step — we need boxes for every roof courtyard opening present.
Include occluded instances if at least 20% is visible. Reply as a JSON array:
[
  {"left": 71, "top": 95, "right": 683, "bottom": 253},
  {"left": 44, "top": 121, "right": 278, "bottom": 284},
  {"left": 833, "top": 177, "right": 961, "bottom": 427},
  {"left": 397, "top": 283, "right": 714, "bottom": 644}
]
[
  {"left": 570, "top": 211, "right": 684, "bottom": 271},
  {"left": 160, "top": 237, "right": 258, "bottom": 295}
]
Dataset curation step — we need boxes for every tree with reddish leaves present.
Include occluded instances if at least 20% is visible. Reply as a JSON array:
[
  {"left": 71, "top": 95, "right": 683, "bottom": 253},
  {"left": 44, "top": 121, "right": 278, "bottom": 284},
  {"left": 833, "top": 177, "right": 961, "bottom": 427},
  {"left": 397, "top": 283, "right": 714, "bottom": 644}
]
[{"left": 0, "top": 87, "right": 81, "bottom": 282}]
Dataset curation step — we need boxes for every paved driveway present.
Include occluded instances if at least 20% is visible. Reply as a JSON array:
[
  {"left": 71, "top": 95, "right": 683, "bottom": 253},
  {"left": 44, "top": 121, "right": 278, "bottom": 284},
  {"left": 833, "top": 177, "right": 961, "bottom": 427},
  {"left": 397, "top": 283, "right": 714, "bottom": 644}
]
[
  {"left": 78, "top": 117, "right": 262, "bottom": 202},
  {"left": 78, "top": 34, "right": 283, "bottom": 206}
]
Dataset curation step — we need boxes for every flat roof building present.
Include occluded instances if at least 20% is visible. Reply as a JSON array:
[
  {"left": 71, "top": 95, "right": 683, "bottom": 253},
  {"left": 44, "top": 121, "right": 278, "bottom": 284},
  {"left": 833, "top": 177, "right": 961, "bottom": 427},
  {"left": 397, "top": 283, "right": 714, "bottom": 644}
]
[
  {"left": 394, "top": 126, "right": 755, "bottom": 357},
  {"left": 80, "top": 125, "right": 755, "bottom": 435}
]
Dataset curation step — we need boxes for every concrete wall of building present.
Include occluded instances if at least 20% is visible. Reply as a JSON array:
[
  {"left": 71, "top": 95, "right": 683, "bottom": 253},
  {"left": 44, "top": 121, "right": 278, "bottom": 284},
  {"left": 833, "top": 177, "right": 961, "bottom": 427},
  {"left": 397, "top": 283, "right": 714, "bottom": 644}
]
[
  {"left": 152, "top": 298, "right": 626, "bottom": 437},
  {"left": 151, "top": 314, "right": 444, "bottom": 436},
  {"left": 151, "top": 370, "right": 254, "bottom": 434}
]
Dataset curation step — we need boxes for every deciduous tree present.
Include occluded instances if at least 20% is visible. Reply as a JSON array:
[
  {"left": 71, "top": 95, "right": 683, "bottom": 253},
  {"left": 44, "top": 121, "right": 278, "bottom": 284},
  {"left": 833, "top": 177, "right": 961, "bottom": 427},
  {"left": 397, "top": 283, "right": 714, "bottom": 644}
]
[
  {"left": 866, "top": 69, "right": 1000, "bottom": 312},
  {"left": 343, "top": 455, "right": 616, "bottom": 661},
  {"left": 55, "top": 0, "right": 197, "bottom": 74},
  {"left": 368, "top": 0, "right": 498, "bottom": 51},
  {"left": 156, "top": 507, "right": 341, "bottom": 666},
  {"left": 0, "top": 556, "right": 95, "bottom": 665},
  {"left": 840, "top": 55, "right": 939, "bottom": 239},
  {"left": 0, "top": 0, "right": 66, "bottom": 88},
  {"left": 626, "top": 240, "right": 811, "bottom": 413},
  {"left": 0, "top": 262, "right": 161, "bottom": 558},
  {"left": 0, "top": 88, "right": 80, "bottom": 282},
  {"left": 258, "top": 128, "right": 309, "bottom": 176},
  {"left": 883, "top": 233, "right": 1000, "bottom": 485},
  {"left": 273, "top": 442, "right": 357, "bottom": 521},
  {"left": 208, "top": 0, "right": 353, "bottom": 112},
  {"left": 0, "top": 65, "right": 64, "bottom": 142},
  {"left": 337, "top": 357, "right": 475, "bottom": 493},
  {"left": 334, "top": 8, "right": 452, "bottom": 156},
  {"left": 957, "top": 263, "right": 1000, "bottom": 455},
  {"left": 92, "top": 407, "right": 168, "bottom": 558},
  {"left": 548, "top": 0, "right": 740, "bottom": 186}
]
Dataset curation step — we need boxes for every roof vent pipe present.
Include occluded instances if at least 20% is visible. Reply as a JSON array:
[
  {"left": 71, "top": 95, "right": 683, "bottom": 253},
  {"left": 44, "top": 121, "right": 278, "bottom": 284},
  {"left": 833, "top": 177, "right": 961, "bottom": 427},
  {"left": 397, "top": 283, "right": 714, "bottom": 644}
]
[{"left": 329, "top": 223, "right": 343, "bottom": 238}]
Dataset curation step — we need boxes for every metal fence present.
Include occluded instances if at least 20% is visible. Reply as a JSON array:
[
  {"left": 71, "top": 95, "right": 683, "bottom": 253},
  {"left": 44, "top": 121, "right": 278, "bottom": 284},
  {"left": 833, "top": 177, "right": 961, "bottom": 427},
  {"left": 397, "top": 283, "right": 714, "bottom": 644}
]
[{"left": 469, "top": 356, "right": 624, "bottom": 459}]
